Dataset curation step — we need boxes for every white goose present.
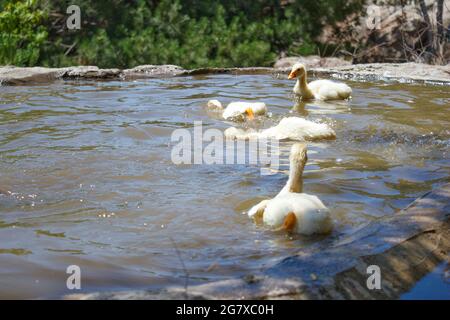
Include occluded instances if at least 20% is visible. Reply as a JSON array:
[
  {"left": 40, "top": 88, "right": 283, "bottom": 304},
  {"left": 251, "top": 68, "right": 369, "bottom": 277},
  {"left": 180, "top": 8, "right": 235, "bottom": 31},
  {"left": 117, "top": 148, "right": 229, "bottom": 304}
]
[
  {"left": 288, "top": 63, "right": 352, "bottom": 101},
  {"left": 248, "top": 143, "right": 332, "bottom": 235},
  {"left": 207, "top": 100, "right": 267, "bottom": 121},
  {"left": 225, "top": 117, "right": 335, "bottom": 141}
]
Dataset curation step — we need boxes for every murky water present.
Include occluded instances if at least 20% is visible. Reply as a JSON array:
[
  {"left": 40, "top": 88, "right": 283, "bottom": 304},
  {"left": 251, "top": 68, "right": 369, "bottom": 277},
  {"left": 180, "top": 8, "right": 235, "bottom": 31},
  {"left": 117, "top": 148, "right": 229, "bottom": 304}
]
[{"left": 0, "top": 75, "right": 449, "bottom": 299}]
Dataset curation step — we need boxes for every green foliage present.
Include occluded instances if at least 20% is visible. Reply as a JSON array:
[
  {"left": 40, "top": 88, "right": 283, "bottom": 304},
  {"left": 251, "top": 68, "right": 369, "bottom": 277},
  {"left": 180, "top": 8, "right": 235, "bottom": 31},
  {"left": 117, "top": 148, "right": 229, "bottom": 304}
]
[
  {"left": 0, "top": 0, "right": 48, "bottom": 66},
  {"left": 0, "top": 0, "right": 362, "bottom": 68}
]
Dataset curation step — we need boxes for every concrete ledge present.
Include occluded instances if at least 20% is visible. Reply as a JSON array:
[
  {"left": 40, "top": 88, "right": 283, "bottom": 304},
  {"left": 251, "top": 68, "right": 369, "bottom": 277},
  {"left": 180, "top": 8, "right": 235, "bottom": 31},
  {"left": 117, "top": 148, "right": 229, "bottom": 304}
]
[
  {"left": 0, "top": 65, "right": 183, "bottom": 85},
  {"left": 0, "top": 66, "right": 64, "bottom": 85},
  {"left": 1, "top": 63, "right": 449, "bottom": 86},
  {"left": 122, "top": 64, "right": 185, "bottom": 79},
  {"left": 66, "top": 183, "right": 450, "bottom": 300},
  {"left": 309, "top": 63, "right": 450, "bottom": 86}
]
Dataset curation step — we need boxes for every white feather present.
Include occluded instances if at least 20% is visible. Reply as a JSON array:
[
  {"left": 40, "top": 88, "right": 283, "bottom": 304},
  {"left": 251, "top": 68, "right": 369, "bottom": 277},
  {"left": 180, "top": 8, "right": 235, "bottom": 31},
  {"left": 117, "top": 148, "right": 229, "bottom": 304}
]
[
  {"left": 207, "top": 100, "right": 267, "bottom": 121},
  {"left": 224, "top": 117, "right": 335, "bottom": 141}
]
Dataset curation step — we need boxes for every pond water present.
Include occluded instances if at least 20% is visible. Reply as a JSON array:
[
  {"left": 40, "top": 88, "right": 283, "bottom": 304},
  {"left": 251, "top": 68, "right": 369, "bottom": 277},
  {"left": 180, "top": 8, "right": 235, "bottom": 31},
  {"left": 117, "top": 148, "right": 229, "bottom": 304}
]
[
  {"left": 0, "top": 74, "right": 449, "bottom": 299},
  {"left": 401, "top": 261, "right": 450, "bottom": 300}
]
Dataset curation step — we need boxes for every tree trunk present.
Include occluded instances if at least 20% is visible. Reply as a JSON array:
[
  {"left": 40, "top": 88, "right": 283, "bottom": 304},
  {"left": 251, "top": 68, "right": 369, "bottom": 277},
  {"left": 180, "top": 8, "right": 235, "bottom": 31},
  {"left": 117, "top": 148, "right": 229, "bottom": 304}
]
[
  {"left": 436, "top": 0, "right": 445, "bottom": 64},
  {"left": 418, "top": 0, "right": 435, "bottom": 56},
  {"left": 436, "top": 0, "right": 444, "bottom": 42}
]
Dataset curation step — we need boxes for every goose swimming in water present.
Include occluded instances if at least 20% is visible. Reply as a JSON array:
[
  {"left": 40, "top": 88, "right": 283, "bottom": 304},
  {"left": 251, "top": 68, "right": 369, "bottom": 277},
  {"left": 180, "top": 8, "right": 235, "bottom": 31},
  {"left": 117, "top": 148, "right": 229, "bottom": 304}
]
[
  {"left": 207, "top": 100, "right": 267, "bottom": 121},
  {"left": 248, "top": 143, "right": 333, "bottom": 235},
  {"left": 224, "top": 117, "right": 336, "bottom": 141},
  {"left": 288, "top": 63, "right": 352, "bottom": 101}
]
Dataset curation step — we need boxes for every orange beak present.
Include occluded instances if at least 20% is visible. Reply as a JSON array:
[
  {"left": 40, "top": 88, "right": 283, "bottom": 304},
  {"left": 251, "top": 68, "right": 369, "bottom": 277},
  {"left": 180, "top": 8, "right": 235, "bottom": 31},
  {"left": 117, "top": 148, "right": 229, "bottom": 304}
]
[
  {"left": 288, "top": 71, "right": 297, "bottom": 80},
  {"left": 245, "top": 107, "right": 255, "bottom": 120}
]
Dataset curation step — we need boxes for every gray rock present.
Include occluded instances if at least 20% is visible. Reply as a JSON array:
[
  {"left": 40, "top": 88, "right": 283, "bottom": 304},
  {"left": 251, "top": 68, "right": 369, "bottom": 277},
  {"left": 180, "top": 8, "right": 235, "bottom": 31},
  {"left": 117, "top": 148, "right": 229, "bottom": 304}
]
[
  {"left": 0, "top": 66, "right": 63, "bottom": 85},
  {"left": 0, "top": 64, "right": 186, "bottom": 85},
  {"left": 123, "top": 64, "right": 185, "bottom": 79},
  {"left": 60, "top": 66, "right": 122, "bottom": 79},
  {"left": 184, "top": 63, "right": 450, "bottom": 85},
  {"left": 1, "top": 62, "right": 449, "bottom": 86},
  {"left": 311, "top": 62, "right": 450, "bottom": 84}
]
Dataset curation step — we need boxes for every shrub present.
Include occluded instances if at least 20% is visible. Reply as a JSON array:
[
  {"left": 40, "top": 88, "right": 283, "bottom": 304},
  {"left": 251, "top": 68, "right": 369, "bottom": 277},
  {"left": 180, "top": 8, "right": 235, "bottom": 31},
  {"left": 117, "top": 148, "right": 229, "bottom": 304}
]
[
  {"left": 0, "top": 0, "right": 48, "bottom": 66},
  {"left": 0, "top": 0, "right": 362, "bottom": 68}
]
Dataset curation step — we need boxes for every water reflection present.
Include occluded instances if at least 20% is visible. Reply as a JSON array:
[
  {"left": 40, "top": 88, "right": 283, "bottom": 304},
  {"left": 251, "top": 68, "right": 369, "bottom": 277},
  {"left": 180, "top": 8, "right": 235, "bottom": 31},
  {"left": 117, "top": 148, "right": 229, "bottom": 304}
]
[{"left": 292, "top": 99, "right": 351, "bottom": 116}]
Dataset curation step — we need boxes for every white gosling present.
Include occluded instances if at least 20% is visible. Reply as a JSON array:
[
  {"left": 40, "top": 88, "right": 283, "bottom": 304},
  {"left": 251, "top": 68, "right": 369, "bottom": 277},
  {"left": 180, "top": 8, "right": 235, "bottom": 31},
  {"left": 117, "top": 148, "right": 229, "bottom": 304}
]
[
  {"left": 224, "top": 117, "right": 335, "bottom": 141},
  {"left": 288, "top": 63, "right": 352, "bottom": 101},
  {"left": 207, "top": 100, "right": 267, "bottom": 121},
  {"left": 248, "top": 143, "right": 332, "bottom": 235}
]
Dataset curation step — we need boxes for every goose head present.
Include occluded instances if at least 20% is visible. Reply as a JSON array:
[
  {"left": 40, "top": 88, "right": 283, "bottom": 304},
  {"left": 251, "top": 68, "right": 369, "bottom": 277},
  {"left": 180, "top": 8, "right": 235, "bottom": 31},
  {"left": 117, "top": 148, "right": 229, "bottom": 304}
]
[
  {"left": 288, "top": 63, "right": 306, "bottom": 80},
  {"left": 207, "top": 99, "right": 223, "bottom": 109}
]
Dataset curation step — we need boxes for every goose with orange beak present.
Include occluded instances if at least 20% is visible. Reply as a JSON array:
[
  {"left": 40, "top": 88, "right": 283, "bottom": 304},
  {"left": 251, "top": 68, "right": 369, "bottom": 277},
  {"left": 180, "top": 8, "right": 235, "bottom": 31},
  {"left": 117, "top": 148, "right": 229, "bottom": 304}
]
[
  {"left": 248, "top": 143, "right": 332, "bottom": 235},
  {"left": 288, "top": 63, "right": 352, "bottom": 101},
  {"left": 207, "top": 100, "right": 267, "bottom": 121}
]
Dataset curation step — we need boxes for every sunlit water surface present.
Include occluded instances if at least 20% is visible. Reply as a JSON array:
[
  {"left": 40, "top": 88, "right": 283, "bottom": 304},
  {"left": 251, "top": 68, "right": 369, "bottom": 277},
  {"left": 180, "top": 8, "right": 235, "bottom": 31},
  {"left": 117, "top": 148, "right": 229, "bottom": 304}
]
[{"left": 0, "top": 75, "right": 449, "bottom": 298}]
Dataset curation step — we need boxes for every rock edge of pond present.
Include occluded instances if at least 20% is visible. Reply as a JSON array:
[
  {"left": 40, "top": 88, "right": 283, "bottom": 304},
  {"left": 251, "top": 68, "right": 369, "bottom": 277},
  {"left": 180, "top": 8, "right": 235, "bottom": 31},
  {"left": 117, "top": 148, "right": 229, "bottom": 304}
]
[
  {"left": 66, "top": 182, "right": 450, "bottom": 300},
  {"left": 0, "top": 62, "right": 449, "bottom": 86}
]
